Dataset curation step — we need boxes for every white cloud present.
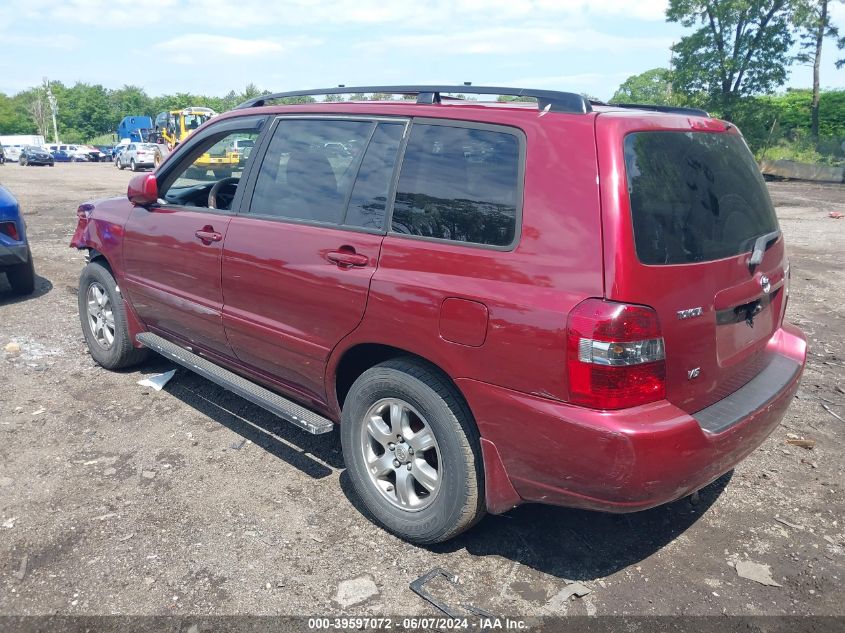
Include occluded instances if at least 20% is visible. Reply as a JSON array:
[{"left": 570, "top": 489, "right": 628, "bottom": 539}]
[
  {"left": 152, "top": 34, "right": 320, "bottom": 64},
  {"left": 1, "top": 33, "right": 81, "bottom": 49},
  {"left": 1, "top": 0, "right": 670, "bottom": 28},
  {"left": 358, "top": 27, "right": 672, "bottom": 56}
]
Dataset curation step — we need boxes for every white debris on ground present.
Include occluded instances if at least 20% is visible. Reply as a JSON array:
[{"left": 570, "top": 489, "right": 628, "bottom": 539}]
[
  {"left": 735, "top": 560, "right": 783, "bottom": 587},
  {"left": 333, "top": 575, "right": 380, "bottom": 608},
  {"left": 137, "top": 369, "right": 176, "bottom": 391}
]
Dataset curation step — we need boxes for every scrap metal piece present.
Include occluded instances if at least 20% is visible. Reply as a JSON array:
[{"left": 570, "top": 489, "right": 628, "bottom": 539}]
[{"left": 409, "top": 568, "right": 497, "bottom": 619}]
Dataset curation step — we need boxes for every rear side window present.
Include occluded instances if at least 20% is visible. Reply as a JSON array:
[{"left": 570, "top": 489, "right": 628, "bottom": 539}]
[
  {"left": 391, "top": 123, "right": 520, "bottom": 247},
  {"left": 624, "top": 131, "right": 778, "bottom": 265}
]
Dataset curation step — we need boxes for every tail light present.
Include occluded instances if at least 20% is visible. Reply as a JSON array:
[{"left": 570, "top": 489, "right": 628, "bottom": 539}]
[
  {"left": 0, "top": 221, "right": 20, "bottom": 241},
  {"left": 566, "top": 299, "right": 666, "bottom": 409}
]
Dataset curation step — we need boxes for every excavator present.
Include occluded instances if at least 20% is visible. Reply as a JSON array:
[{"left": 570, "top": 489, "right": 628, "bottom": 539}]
[{"left": 154, "top": 107, "right": 217, "bottom": 150}]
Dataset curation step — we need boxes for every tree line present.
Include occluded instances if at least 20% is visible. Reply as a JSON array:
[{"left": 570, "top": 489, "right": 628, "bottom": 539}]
[
  {"left": 0, "top": 0, "right": 843, "bottom": 151},
  {"left": 611, "top": 0, "right": 844, "bottom": 160}
]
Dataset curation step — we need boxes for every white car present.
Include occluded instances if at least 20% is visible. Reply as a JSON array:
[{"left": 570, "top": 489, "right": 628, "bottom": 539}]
[
  {"left": 3, "top": 144, "right": 24, "bottom": 162},
  {"left": 117, "top": 143, "right": 159, "bottom": 171}
]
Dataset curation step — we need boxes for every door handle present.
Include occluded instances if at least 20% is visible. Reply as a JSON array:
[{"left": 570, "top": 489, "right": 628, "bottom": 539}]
[
  {"left": 326, "top": 250, "right": 368, "bottom": 268},
  {"left": 195, "top": 226, "right": 222, "bottom": 244}
]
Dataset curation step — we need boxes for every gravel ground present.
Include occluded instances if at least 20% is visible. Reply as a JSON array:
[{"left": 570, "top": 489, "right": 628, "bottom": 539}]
[{"left": 0, "top": 162, "right": 842, "bottom": 618}]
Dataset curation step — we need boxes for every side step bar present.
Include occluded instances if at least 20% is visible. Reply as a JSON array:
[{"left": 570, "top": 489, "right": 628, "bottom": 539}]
[{"left": 136, "top": 332, "right": 334, "bottom": 435}]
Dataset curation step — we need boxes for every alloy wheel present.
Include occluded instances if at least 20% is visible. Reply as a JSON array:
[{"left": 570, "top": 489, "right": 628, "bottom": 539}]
[
  {"left": 85, "top": 282, "right": 115, "bottom": 349},
  {"left": 360, "top": 398, "right": 441, "bottom": 512}
]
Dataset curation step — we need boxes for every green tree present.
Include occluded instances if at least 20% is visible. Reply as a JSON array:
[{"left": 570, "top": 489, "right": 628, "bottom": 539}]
[
  {"left": 323, "top": 93, "right": 345, "bottom": 102},
  {"left": 794, "top": 0, "right": 842, "bottom": 137},
  {"left": 667, "top": 0, "right": 796, "bottom": 118},
  {"left": 610, "top": 68, "right": 675, "bottom": 105},
  {"left": 0, "top": 93, "right": 35, "bottom": 134}
]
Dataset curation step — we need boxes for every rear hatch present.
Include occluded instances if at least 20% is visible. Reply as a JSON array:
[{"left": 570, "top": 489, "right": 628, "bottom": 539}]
[{"left": 598, "top": 116, "right": 787, "bottom": 413}]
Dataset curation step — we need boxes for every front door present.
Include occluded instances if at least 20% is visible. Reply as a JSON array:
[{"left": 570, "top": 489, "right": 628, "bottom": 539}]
[
  {"left": 122, "top": 124, "right": 263, "bottom": 357},
  {"left": 222, "top": 116, "right": 407, "bottom": 402}
]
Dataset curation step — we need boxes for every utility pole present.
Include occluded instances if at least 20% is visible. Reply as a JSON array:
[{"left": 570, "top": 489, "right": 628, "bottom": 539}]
[{"left": 44, "top": 77, "right": 59, "bottom": 143}]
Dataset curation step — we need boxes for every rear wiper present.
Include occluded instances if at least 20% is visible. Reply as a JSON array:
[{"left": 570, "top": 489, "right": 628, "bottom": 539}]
[{"left": 747, "top": 230, "right": 781, "bottom": 272}]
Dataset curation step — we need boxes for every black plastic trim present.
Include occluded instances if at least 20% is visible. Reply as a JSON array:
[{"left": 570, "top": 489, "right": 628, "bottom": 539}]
[
  {"left": 693, "top": 355, "right": 800, "bottom": 434},
  {"left": 611, "top": 103, "right": 710, "bottom": 117},
  {"left": 235, "top": 85, "right": 592, "bottom": 114}
]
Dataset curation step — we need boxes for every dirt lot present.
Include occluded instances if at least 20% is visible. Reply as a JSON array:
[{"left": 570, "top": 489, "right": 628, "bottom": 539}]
[{"left": 0, "top": 163, "right": 843, "bottom": 618}]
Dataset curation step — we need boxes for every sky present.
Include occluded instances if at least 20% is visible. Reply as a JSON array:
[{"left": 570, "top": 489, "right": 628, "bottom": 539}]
[{"left": 1, "top": 0, "right": 844, "bottom": 101}]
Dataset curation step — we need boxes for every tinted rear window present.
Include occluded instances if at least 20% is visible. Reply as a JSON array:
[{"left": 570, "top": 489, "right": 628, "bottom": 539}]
[
  {"left": 391, "top": 123, "right": 520, "bottom": 247},
  {"left": 624, "top": 131, "right": 778, "bottom": 265}
]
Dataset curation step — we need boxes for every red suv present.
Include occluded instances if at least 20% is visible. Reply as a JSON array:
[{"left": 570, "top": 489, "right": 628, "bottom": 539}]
[{"left": 71, "top": 86, "right": 806, "bottom": 544}]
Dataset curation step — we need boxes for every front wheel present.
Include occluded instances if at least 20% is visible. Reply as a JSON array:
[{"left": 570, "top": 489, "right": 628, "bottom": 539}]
[
  {"left": 340, "top": 358, "right": 485, "bottom": 544},
  {"left": 130, "top": 159, "right": 137, "bottom": 172},
  {"left": 78, "top": 261, "right": 148, "bottom": 369}
]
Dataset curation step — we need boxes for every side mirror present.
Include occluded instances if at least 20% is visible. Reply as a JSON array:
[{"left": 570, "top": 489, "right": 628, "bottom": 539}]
[{"left": 127, "top": 173, "right": 158, "bottom": 206}]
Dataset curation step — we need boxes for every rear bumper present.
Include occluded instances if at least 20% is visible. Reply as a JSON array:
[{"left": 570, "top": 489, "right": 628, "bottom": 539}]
[
  {"left": 0, "top": 242, "right": 29, "bottom": 267},
  {"left": 459, "top": 323, "right": 806, "bottom": 514}
]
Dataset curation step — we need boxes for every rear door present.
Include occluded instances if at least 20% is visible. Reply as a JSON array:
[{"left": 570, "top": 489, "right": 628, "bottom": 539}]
[
  {"left": 221, "top": 116, "right": 407, "bottom": 402},
  {"left": 598, "top": 117, "right": 787, "bottom": 413},
  {"left": 121, "top": 116, "right": 265, "bottom": 358}
]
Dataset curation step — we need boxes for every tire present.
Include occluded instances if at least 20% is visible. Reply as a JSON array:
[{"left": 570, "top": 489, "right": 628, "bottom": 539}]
[
  {"left": 118, "top": 159, "right": 124, "bottom": 170},
  {"left": 340, "top": 358, "right": 485, "bottom": 544},
  {"left": 77, "top": 261, "right": 148, "bottom": 369},
  {"left": 130, "top": 159, "right": 137, "bottom": 172},
  {"left": 6, "top": 248, "right": 35, "bottom": 295},
  {"left": 20, "top": 157, "right": 27, "bottom": 166}
]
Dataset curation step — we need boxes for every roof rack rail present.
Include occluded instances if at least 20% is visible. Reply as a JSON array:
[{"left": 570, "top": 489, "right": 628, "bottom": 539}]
[
  {"left": 611, "top": 103, "right": 710, "bottom": 117},
  {"left": 235, "top": 85, "right": 592, "bottom": 114}
]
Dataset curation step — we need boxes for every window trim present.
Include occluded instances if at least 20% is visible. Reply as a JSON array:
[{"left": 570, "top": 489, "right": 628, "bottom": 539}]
[
  {"left": 154, "top": 114, "right": 269, "bottom": 216},
  {"left": 385, "top": 117, "right": 526, "bottom": 252},
  {"left": 241, "top": 114, "right": 410, "bottom": 234}
]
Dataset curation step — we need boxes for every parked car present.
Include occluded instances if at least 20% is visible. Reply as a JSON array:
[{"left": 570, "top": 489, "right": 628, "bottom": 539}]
[
  {"left": 96, "top": 146, "right": 115, "bottom": 161},
  {"left": 3, "top": 144, "right": 23, "bottom": 163},
  {"left": 44, "top": 144, "right": 90, "bottom": 162},
  {"left": 116, "top": 143, "right": 158, "bottom": 171},
  {"left": 19, "top": 146, "right": 54, "bottom": 166},
  {"left": 113, "top": 144, "right": 129, "bottom": 166},
  {"left": 70, "top": 85, "right": 807, "bottom": 544},
  {"left": 0, "top": 185, "right": 35, "bottom": 295},
  {"left": 0, "top": 143, "right": 5, "bottom": 165},
  {"left": 50, "top": 150, "right": 74, "bottom": 163}
]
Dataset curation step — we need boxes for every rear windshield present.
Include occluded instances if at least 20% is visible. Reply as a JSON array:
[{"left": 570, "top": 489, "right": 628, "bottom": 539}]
[{"left": 624, "top": 131, "right": 778, "bottom": 265}]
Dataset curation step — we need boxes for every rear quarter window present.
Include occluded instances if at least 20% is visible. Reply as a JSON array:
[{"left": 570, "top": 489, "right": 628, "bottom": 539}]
[
  {"left": 391, "top": 122, "right": 522, "bottom": 248},
  {"left": 624, "top": 131, "right": 778, "bottom": 265}
]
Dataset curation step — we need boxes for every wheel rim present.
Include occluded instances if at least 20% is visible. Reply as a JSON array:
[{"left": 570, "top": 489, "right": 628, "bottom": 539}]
[
  {"left": 85, "top": 282, "right": 115, "bottom": 349},
  {"left": 360, "top": 398, "right": 441, "bottom": 512}
]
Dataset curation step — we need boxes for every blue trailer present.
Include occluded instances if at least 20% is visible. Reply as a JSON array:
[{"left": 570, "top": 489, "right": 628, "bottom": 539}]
[{"left": 117, "top": 116, "right": 153, "bottom": 142}]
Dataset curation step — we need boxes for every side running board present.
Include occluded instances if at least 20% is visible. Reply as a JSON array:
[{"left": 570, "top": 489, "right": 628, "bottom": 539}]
[{"left": 136, "top": 332, "right": 334, "bottom": 435}]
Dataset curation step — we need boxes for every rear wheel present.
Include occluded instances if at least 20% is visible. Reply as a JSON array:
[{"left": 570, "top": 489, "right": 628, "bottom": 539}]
[
  {"left": 340, "top": 358, "right": 485, "bottom": 544},
  {"left": 6, "top": 248, "right": 35, "bottom": 295},
  {"left": 78, "top": 261, "right": 148, "bottom": 369}
]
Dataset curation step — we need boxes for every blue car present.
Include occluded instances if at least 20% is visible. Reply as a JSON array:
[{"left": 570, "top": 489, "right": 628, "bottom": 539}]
[
  {"left": 51, "top": 150, "right": 73, "bottom": 162},
  {"left": 0, "top": 185, "right": 35, "bottom": 295}
]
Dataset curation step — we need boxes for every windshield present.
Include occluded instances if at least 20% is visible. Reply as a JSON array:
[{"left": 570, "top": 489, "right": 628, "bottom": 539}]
[
  {"left": 183, "top": 114, "right": 211, "bottom": 130},
  {"left": 624, "top": 131, "right": 779, "bottom": 265}
]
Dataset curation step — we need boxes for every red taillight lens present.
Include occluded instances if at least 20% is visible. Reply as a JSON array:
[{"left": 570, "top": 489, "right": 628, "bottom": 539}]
[
  {"left": 0, "top": 221, "right": 20, "bottom": 241},
  {"left": 566, "top": 299, "right": 666, "bottom": 409}
]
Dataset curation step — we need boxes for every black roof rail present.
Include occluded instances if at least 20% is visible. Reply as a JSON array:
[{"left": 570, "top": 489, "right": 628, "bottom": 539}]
[
  {"left": 610, "top": 103, "right": 710, "bottom": 117},
  {"left": 235, "top": 85, "right": 592, "bottom": 114}
]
